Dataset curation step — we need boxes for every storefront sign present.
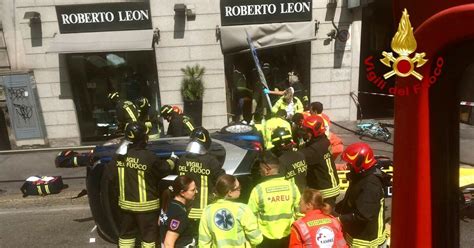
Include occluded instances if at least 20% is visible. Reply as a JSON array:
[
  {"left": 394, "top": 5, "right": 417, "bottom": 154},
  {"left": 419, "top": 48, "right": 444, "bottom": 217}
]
[
  {"left": 220, "top": 0, "right": 312, "bottom": 26},
  {"left": 56, "top": 2, "right": 152, "bottom": 33}
]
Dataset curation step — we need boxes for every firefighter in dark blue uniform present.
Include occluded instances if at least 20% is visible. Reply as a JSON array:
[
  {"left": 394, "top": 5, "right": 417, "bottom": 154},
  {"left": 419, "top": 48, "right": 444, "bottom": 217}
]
[
  {"left": 105, "top": 122, "right": 174, "bottom": 247},
  {"left": 107, "top": 92, "right": 139, "bottom": 132},
  {"left": 135, "top": 96, "right": 161, "bottom": 136},
  {"left": 177, "top": 127, "right": 226, "bottom": 233},
  {"left": 270, "top": 126, "right": 307, "bottom": 193},
  {"left": 299, "top": 115, "right": 340, "bottom": 207},
  {"left": 336, "top": 143, "right": 389, "bottom": 247},
  {"left": 160, "top": 105, "right": 194, "bottom": 137}
]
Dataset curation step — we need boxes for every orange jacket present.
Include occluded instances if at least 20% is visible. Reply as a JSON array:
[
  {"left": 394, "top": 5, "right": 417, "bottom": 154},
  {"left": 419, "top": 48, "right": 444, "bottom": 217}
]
[{"left": 289, "top": 209, "right": 347, "bottom": 248}]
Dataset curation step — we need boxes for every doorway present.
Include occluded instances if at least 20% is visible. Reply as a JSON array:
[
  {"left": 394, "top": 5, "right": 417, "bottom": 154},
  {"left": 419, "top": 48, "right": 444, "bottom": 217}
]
[{"left": 224, "top": 42, "right": 311, "bottom": 123}]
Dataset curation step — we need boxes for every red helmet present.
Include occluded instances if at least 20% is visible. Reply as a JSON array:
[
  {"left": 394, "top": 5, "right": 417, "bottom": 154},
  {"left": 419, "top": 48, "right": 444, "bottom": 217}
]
[
  {"left": 302, "top": 115, "right": 326, "bottom": 138},
  {"left": 341, "top": 142, "right": 376, "bottom": 173},
  {"left": 172, "top": 106, "right": 183, "bottom": 114}
]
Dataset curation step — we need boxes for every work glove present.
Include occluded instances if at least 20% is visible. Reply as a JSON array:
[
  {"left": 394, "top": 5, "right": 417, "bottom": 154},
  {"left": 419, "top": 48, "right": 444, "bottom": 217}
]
[
  {"left": 263, "top": 88, "right": 270, "bottom": 95},
  {"left": 170, "top": 151, "right": 178, "bottom": 160}
]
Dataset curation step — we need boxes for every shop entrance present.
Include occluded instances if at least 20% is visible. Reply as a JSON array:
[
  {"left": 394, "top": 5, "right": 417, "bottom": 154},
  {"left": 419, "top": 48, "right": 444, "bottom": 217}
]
[
  {"left": 66, "top": 51, "right": 160, "bottom": 142},
  {"left": 224, "top": 42, "right": 311, "bottom": 123}
]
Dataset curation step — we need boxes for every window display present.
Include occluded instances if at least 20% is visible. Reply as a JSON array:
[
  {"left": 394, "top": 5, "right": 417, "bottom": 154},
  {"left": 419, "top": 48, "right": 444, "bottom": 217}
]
[{"left": 66, "top": 51, "right": 159, "bottom": 141}]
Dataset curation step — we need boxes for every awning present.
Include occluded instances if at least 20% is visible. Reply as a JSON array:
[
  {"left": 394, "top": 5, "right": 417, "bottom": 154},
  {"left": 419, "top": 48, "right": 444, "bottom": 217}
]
[
  {"left": 219, "top": 21, "right": 316, "bottom": 55},
  {"left": 47, "top": 29, "right": 153, "bottom": 53}
]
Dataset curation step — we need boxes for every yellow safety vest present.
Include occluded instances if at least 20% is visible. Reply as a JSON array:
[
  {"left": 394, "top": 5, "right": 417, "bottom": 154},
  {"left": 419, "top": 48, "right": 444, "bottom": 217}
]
[
  {"left": 264, "top": 117, "right": 292, "bottom": 150},
  {"left": 271, "top": 97, "right": 304, "bottom": 116},
  {"left": 199, "top": 199, "right": 263, "bottom": 247},
  {"left": 248, "top": 176, "right": 301, "bottom": 239}
]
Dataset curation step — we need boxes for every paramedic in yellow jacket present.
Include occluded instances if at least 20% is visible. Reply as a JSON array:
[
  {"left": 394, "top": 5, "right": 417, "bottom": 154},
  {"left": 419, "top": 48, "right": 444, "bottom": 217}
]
[
  {"left": 248, "top": 151, "right": 301, "bottom": 247},
  {"left": 199, "top": 175, "right": 263, "bottom": 247}
]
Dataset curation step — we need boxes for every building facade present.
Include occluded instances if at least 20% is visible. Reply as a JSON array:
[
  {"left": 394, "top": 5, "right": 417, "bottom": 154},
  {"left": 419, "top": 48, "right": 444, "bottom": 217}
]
[{"left": 0, "top": 0, "right": 362, "bottom": 148}]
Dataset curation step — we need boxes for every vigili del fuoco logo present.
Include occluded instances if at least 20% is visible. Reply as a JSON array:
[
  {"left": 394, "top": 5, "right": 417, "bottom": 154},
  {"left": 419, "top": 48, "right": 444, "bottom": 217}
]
[
  {"left": 364, "top": 9, "right": 444, "bottom": 96},
  {"left": 380, "top": 9, "right": 427, "bottom": 80}
]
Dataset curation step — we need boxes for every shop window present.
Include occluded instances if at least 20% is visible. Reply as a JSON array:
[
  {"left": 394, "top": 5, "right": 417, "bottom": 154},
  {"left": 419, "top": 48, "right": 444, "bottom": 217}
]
[
  {"left": 224, "top": 42, "right": 311, "bottom": 123},
  {"left": 66, "top": 51, "right": 160, "bottom": 142}
]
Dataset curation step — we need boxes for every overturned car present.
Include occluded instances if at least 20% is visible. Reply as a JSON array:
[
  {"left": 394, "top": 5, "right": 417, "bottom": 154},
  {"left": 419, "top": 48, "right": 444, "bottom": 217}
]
[{"left": 85, "top": 124, "right": 262, "bottom": 242}]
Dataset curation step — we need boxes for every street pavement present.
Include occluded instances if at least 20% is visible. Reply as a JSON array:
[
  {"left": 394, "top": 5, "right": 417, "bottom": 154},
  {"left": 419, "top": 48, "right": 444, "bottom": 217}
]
[{"left": 0, "top": 120, "right": 472, "bottom": 246}]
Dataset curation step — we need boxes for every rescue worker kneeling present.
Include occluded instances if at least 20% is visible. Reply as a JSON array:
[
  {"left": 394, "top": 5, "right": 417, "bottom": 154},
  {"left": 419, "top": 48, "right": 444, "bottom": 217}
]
[
  {"left": 105, "top": 122, "right": 174, "bottom": 248},
  {"left": 199, "top": 175, "right": 263, "bottom": 247},
  {"left": 248, "top": 151, "right": 300, "bottom": 248},
  {"left": 289, "top": 188, "right": 347, "bottom": 248}
]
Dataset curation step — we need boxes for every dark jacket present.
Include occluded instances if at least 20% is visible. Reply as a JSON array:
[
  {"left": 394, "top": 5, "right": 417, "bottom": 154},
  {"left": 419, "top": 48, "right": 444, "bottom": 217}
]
[
  {"left": 177, "top": 153, "right": 225, "bottom": 219},
  {"left": 335, "top": 167, "right": 388, "bottom": 246},
  {"left": 159, "top": 200, "right": 194, "bottom": 247},
  {"left": 116, "top": 100, "right": 139, "bottom": 124},
  {"left": 106, "top": 145, "right": 172, "bottom": 212},
  {"left": 167, "top": 112, "right": 194, "bottom": 137},
  {"left": 300, "top": 135, "right": 340, "bottom": 199},
  {"left": 277, "top": 149, "right": 307, "bottom": 193}
]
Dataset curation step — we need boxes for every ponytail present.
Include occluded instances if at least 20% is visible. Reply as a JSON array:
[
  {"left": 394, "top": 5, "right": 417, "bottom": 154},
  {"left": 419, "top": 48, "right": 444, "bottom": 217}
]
[
  {"left": 301, "top": 188, "right": 331, "bottom": 214},
  {"left": 161, "top": 176, "right": 194, "bottom": 212}
]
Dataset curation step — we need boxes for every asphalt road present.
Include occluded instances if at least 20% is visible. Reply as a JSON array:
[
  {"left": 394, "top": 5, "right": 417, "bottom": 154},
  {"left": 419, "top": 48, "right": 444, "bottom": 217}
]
[{"left": 0, "top": 192, "right": 114, "bottom": 247}]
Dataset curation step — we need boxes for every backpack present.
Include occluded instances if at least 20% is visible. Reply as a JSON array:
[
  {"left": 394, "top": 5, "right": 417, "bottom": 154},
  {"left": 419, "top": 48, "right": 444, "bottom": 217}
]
[{"left": 20, "top": 176, "right": 67, "bottom": 197}]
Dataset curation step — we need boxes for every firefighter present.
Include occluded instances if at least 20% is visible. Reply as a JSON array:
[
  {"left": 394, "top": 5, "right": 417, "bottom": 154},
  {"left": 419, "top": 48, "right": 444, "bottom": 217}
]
[
  {"left": 264, "top": 110, "right": 292, "bottom": 150},
  {"left": 289, "top": 188, "right": 347, "bottom": 248},
  {"left": 270, "top": 126, "right": 307, "bottom": 193},
  {"left": 107, "top": 92, "right": 139, "bottom": 132},
  {"left": 160, "top": 105, "right": 195, "bottom": 137},
  {"left": 248, "top": 151, "right": 300, "bottom": 248},
  {"left": 159, "top": 175, "right": 197, "bottom": 248},
  {"left": 177, "top": 127, "right": 226, "bottom": 233},
  {"left": 270, "top": 87, "right": 304, "bottom": 120},
  {"left": 309, "top": 101, "right": 344, "bottom": 160},
  {"left": 104, "top": 122, "right": 174, "bottom": 248},
  {"left": 291, "top": 113, "right": 308, "bottom": 149},
  {"left": 335, "top": 143, "right": 389, "bottom": 247},
  {"left": 172, "top": 105, "right": 183, "bottom": 114},
  {"left": 199, "top": 174, "right": 263, "bottom": 247},
  {"left": 135, "top": 96, "right": 151, "bottom": 122},
  {"left": 299, "top": 115, "right": 340, "bottom": 207},
  {"left": 134, "top": 96, "right": 161, "bottom": 137},
  {"left": 309, "top": 102, "right": 331, "bottom": 136}
]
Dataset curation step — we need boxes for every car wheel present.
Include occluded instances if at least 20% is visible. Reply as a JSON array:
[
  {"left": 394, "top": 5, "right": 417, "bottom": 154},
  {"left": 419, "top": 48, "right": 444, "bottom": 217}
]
[{"left": 221, "top": 124, "right": 255, "bottom": 134}]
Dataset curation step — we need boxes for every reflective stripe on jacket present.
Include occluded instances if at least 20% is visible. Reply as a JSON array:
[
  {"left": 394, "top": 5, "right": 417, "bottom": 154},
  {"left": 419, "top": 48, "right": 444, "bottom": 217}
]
[
  {"left": 110, "top": 147, "right": 171, "bottom": 212},
  {"left": 264, "top": 117, "right": 292, "bottom": 150},
  {"left": 177, "top": 153, "right": 225, "bottom": 219},
  {"left": 248, "top": 176, "right": 301, "bottom": 239}
]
